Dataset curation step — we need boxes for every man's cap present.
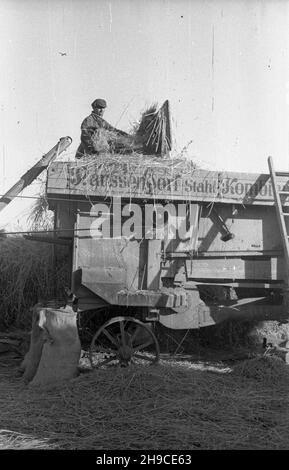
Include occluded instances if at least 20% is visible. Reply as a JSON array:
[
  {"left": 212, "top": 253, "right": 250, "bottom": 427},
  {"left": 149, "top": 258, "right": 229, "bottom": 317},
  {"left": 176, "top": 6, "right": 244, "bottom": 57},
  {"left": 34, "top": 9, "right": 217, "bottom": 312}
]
[{"left": 91, "top": 99, "right": 107, "bottom": 109}]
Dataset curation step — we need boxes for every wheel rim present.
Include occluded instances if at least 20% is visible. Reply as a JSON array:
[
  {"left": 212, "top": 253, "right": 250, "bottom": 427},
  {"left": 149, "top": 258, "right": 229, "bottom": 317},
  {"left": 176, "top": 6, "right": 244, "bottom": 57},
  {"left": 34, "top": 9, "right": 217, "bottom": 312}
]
[{"left": 89, "top": 316, "right": 160, "bottom": 368}]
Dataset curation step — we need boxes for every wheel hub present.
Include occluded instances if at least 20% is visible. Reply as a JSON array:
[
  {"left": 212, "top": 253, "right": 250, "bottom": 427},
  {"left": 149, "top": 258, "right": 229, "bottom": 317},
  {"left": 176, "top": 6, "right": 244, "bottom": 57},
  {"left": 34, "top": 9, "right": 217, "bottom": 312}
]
[
  {"left": 118, "top": 344, "right": 133, "bottom": 364},
  {"left": 89, "top": 316, "right": 160, "bottom": 368}
]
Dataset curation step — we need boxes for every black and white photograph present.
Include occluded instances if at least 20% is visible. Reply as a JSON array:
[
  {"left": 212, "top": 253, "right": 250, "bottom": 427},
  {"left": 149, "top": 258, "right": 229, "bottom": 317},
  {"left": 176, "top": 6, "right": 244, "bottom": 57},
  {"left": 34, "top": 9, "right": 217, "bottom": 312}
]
[{"left": 0, "top": 0, "right": 289, "bottom": 454}]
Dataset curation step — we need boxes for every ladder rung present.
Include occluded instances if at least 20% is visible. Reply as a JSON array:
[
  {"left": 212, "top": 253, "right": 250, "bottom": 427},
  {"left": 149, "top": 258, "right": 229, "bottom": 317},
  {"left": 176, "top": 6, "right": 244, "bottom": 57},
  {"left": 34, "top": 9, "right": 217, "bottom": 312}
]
[
  {"left": 283, "top": 213, "right": 289, "bottom": 216},
  {"left": 276, "top": 172, "right": 289, "bottom": 177},
  {"left": 279, "top": 191, "right": 289, "bottom": 195}
]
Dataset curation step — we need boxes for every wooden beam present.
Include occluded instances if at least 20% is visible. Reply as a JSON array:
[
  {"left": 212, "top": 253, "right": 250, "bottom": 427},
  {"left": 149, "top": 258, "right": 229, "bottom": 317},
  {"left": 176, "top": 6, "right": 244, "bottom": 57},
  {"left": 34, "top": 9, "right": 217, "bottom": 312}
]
[
  {"left": 184, "top": 281, "right": 284, "bottom": 289},
  {"left": 46, "top": 160, "right": 289, "bottom": 206},
  {"left": 24, "top": 235, "right": 72, "bottom": 246},
  {"left": 164, "top": 250, "right": 283, "bottom": 258}
]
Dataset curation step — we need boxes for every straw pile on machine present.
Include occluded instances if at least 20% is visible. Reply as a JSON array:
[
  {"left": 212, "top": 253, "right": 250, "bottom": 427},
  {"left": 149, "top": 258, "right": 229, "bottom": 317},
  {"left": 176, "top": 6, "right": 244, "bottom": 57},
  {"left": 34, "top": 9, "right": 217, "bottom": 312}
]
[
  {"left": 1, "top": 356, "right": 289, "bottom": 450},
  {"left": 90, "top": 101, "right": 172, "bottom": 157},
  {"left": 71, "top": 100, "right": 200, "bottom": 205}
]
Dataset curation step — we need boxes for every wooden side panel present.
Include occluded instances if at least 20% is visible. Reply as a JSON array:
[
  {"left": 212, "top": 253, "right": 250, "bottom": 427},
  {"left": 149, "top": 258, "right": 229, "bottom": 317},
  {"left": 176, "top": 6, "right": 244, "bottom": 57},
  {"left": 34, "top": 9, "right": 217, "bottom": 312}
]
[
  {"left": 46, "top": 160, "right": 289, "bottom": 206},
  {"left": 197, "top": 205, "right": 282, "bottom": 253},
  {"left": 186, "top": 257, "right": 285, "bottom": 281},
  {"left": 74, "top": 211, "right": 153, "bottom": 294},
  {"left": 75, "top": 213, "right": 125, "bottom": 270}
]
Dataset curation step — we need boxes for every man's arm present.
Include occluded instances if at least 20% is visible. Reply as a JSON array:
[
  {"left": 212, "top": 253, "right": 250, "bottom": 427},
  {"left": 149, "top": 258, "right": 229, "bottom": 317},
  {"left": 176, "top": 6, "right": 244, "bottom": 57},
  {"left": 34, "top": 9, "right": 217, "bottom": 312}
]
[{"left": 101, "top": 119, "right": 129, "bottom": 137}]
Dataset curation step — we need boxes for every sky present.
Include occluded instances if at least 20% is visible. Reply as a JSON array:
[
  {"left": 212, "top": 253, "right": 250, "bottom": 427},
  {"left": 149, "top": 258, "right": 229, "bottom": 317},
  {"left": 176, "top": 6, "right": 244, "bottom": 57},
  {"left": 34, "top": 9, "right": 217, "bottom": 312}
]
[{"left": 1, "top": 0, "right": 289, "bottom": 229}]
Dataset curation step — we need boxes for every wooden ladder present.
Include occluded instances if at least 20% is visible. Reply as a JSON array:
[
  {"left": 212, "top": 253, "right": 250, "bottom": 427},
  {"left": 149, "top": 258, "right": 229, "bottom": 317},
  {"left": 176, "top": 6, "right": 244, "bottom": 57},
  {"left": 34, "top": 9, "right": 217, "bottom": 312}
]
[{"left": 268, "top": 156, "right": 289, "bottom": 285}]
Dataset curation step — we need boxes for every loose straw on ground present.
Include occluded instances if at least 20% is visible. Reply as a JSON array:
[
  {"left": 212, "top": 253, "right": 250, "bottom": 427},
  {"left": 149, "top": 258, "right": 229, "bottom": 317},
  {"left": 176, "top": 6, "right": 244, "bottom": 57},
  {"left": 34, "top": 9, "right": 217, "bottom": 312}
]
[{"left": 0, "top": 356, "right": 289, "bottom": 450}]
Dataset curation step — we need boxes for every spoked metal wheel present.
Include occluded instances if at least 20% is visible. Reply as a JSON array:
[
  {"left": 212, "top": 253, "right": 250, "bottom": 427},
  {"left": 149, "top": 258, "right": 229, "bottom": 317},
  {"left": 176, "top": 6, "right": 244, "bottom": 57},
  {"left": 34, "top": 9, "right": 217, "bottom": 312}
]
[{"left": 89, "top": 316, "right": 160, "bottom": 368}]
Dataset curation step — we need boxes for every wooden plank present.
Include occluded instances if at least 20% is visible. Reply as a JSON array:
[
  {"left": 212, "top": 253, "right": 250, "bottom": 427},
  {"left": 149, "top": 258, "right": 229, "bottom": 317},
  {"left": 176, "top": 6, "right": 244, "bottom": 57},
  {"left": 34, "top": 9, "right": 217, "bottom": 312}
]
[
  {"left": 185, "top": 257, "right": 284, "bottom": 281},
  {"left": 117, "top": 289, "right": 187, "bottom": 308},
  {"left": 164, "top": 250, "right": 283, "bottom": 258},
  {"left": 185, "top": 281, "right": 284, "bottom": 289},
  {"left": 24, "top": 235, "right": 72, "bottom": 246},
  {"left": 46, "top": 160, "right": 289, "bottom": 206},
  {"left": 161, "top": 255, "right": 285, "bottom": 282}
]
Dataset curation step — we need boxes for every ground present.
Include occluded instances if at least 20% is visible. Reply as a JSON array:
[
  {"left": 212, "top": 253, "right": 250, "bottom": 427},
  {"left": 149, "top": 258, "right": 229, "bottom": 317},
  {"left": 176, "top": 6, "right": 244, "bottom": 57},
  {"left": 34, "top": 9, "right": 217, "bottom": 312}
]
[{"left": 0, "top": 347, "right": 289, "bottom": 450}]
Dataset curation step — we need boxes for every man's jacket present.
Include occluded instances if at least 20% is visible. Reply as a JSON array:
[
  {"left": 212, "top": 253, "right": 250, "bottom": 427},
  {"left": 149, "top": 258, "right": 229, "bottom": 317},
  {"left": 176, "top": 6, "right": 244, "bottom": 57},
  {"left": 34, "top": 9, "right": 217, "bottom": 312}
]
[{"left": 75, "top": 112, "right": 127, "bottom": 159}]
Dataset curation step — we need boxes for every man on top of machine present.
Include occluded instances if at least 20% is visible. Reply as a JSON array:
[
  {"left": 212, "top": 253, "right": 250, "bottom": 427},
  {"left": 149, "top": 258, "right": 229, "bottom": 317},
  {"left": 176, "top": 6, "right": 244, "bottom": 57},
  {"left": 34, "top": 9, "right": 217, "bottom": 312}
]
[{"left": 75, "top": 98, "right": 129, "bottom": 159}]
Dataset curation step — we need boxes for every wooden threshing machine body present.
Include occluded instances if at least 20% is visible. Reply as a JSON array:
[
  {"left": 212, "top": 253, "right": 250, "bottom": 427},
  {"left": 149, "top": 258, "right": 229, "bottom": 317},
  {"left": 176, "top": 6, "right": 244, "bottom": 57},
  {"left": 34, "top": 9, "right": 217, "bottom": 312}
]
[{"left": 46, "top": 156, "right": 289, "bottom": 330}]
